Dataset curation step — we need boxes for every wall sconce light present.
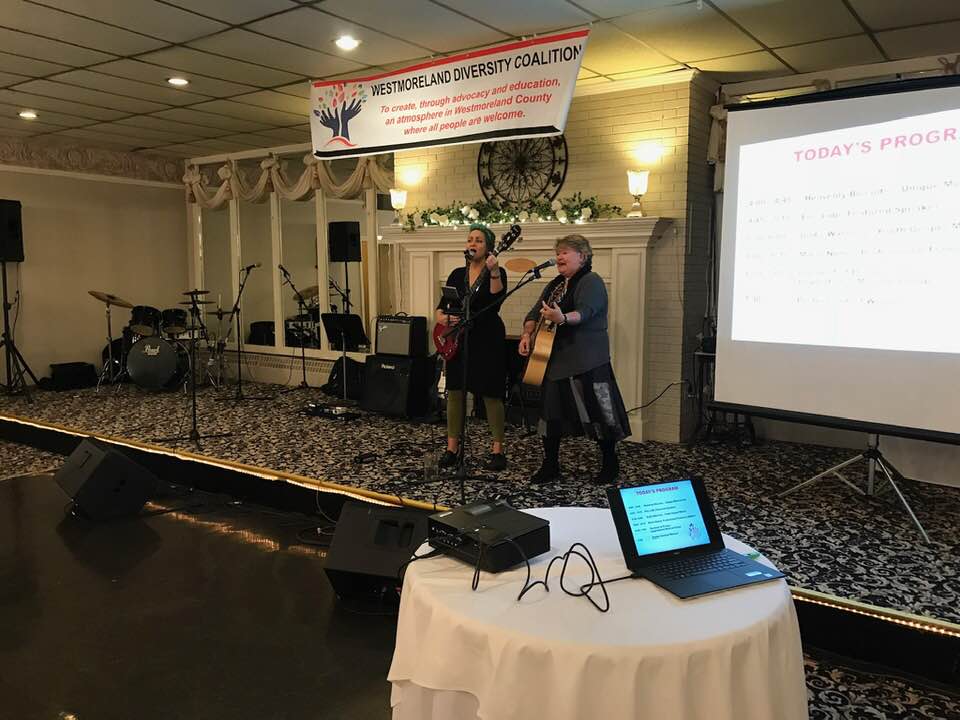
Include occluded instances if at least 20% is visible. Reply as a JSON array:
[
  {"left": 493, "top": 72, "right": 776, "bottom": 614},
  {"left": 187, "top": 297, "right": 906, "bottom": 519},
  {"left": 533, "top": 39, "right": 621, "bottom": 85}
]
[
  {"left": 627, "top": 170, "right": 649, "bottom": 217},
  {"left": 632, "top": 142, "right": 664, "bottom": 164},
  {"left": 399, "top": 166, "right": 424, "bottom": 187},
  {"left": 390, "top": 188, "right": 407, "bottom": 225}
]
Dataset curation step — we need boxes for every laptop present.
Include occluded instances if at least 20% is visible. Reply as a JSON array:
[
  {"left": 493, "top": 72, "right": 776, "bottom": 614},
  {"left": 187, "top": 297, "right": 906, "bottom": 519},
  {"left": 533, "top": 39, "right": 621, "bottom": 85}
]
[{"left": 606, "top": 477, "right": 785, "bottom": 599}]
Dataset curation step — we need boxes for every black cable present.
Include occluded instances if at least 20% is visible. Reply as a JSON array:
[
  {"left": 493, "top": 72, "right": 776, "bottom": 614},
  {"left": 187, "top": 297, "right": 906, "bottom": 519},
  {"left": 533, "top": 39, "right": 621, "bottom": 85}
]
[
  {"left": 295, "top": 525, "right": 336, "bottom": 548},
  {"left": 518, "top": 542, "right": 634, "bottom": 613},
  {"left": 397, "top": 546, "right": 446, "bottom": 585},
  {"left": 626, "top": 381, "right": 687, "bottom": 414}
]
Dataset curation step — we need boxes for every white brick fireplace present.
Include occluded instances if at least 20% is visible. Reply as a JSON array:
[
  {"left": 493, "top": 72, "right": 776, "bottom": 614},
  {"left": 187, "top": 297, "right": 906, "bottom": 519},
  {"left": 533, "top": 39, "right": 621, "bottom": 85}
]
[{"left": 378, "top": 217, "right": 672, "bottom": 440}]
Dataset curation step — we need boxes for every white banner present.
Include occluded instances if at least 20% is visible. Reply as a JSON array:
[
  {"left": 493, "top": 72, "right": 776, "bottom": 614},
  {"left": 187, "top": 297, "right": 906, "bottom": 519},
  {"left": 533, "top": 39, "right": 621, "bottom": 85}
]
[{"left": 309, "top": 29, "right": 589, "bottom": 159}]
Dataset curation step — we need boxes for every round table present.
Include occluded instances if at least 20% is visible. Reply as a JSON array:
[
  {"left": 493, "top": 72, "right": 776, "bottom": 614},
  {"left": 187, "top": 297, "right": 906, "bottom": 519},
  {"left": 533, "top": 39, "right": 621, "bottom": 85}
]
[{"left": 388, "top": 507, "right": 807, "bottom": 720}]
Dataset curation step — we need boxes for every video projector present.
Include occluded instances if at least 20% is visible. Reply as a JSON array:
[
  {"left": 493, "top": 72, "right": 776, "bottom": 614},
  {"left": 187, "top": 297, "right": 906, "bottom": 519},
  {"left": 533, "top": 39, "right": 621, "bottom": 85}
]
[{"left": 428, "top": 500, "right": 550, "bottom": 573}]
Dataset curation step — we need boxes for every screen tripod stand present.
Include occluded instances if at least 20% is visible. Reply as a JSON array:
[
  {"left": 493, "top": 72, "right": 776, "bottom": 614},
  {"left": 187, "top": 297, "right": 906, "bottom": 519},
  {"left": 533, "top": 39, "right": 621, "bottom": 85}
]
[{"left": 0, "top": 258, "right": 37, "bottom": 398}]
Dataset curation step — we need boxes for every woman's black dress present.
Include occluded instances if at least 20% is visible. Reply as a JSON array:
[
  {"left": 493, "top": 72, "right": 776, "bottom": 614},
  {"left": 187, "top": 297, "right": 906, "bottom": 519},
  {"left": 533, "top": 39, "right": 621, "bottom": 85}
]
[{"left": 438, "top": 265, "right": 507, "bottom": 398}]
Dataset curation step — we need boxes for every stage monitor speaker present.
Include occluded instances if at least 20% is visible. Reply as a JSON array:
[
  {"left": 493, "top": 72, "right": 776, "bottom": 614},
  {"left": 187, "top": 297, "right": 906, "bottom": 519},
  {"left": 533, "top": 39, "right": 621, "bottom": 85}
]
[
  {"left": 361, "top": 355, "right": 430, "bottom": 418},
  {"left": 0, "top": 199, "right": 24, "bottom": 262},
  {"left": 54, "top": 437, "right": 159, "bottom": 520},
  {"left": 328, "top": 221, "right": 361, "bottom": 263},
  {"left": 375, "top": 315, "right": 427, "bottom": 357},
  {"left": 324, "top": 500, "right": 429, "bottom": 601}
]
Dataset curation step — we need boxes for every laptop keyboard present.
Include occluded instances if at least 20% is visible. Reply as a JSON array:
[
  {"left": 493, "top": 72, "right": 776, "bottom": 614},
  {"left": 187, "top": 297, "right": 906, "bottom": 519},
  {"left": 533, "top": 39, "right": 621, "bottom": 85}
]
[{"left": 654, "top": 552, "right": 747, "bottom": 580}]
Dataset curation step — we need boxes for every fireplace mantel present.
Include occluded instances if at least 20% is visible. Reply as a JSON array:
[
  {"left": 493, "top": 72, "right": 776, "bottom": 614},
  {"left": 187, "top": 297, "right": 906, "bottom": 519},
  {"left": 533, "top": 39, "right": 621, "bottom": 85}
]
[{"left": 378, "top": 217, "right": 673, "bottom": 440}]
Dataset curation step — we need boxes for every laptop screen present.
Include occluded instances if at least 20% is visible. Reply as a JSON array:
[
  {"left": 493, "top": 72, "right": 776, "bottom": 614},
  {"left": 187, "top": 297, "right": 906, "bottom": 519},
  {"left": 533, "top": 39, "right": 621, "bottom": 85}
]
[{"left": 619, "top": 479, "right": 711, "bottom": 557}]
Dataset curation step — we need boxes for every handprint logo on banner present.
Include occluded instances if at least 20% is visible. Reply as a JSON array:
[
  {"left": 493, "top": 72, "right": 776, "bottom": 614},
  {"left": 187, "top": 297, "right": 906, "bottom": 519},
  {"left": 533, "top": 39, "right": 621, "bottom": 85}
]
[{"left": 314, "top": 82, "right": 367, "bottom": 147}]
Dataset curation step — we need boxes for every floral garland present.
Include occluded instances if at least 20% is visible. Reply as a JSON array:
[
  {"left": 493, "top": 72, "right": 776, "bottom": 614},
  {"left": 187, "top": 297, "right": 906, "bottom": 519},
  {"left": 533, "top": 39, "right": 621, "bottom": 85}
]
[{"left": 400, "top": 193, "right": 621, "bottom": 231}]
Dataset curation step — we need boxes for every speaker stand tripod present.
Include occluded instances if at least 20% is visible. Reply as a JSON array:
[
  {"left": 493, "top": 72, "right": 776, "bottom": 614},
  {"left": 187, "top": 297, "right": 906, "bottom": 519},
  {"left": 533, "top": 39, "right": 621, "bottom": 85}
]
[
  {"left": 0, "top": 258, "right": 37, "bottom": 398},
  {"left": 777, "top": 433, "right": 930, "bottom": 542}
]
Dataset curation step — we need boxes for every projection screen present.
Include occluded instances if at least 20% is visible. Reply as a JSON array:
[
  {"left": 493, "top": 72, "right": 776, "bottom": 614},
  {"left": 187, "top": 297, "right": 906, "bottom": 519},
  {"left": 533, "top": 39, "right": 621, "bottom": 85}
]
[{"left": 715, "top": 77, "right": 960, "bottom": 442}]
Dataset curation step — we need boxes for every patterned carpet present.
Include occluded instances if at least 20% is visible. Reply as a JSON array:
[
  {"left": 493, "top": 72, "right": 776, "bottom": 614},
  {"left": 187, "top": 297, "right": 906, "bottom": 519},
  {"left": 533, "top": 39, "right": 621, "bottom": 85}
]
[{"left": 2, "top": 383, "right": 959, "bottom": 625}]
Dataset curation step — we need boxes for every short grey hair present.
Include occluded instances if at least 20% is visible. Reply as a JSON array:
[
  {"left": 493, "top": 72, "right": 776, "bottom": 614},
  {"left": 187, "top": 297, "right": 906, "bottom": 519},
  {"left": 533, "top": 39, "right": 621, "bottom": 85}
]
[{"left": 555, "top": 233, "right": 592, "bottom": 263}]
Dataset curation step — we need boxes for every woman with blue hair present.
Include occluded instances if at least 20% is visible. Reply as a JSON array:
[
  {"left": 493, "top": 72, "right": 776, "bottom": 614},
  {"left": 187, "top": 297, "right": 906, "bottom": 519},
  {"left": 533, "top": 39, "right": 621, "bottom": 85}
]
[{"left": 435, "top": 223, "right": 508, "bottom": 471}]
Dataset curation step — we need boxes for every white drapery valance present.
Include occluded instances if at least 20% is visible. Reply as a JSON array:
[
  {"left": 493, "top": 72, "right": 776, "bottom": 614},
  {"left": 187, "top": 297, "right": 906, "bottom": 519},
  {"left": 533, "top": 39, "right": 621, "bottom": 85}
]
[{"left": 183, "top": 153, "right": 393, "bottom": 209}]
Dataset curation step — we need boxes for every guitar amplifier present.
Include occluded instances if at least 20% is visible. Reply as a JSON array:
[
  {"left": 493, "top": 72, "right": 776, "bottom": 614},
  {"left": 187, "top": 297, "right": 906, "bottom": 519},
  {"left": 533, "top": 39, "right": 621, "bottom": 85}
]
[
  {"left": 362, "top": 355, "right": 431, "bottom": 418},
  {"left": 375, "top": 315, "right": 427, "bottom": 357}
]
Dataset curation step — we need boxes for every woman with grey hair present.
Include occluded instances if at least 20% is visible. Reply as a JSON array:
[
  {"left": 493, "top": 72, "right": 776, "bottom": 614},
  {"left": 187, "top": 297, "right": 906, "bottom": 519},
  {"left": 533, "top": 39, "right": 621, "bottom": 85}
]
[{"left": 519, "top": 233, "right": 630, "bottom": 484}]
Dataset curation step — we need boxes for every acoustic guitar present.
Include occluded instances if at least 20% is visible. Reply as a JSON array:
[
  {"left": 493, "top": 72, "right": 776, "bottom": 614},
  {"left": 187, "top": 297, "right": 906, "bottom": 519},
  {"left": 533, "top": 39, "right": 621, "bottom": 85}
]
[
  {"left": 432, "top": 224, "right": 522, "bottom": 361},
  {"left": 521, "top": 280, "right": 566, "bottom": 387}
]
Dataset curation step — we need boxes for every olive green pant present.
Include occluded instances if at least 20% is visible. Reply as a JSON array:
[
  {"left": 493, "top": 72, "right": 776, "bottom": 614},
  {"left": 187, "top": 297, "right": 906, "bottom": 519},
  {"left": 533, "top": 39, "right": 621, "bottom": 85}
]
[{"left": 446, "top": 391, "right": 505, "bottom": 443}]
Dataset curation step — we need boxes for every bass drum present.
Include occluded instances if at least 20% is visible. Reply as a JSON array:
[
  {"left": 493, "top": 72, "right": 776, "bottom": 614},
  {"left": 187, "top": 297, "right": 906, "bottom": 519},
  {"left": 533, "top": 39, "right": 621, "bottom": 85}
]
[{"left": 126, "top": 336, "right": 189, "bottom": 391}]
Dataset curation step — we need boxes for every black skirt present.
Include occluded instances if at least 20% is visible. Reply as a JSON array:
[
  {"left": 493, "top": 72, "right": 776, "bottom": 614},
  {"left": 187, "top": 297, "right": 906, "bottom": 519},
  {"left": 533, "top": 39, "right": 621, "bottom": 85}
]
[{"left": 538, "top": 362, "right": 631, "bottom": 441}]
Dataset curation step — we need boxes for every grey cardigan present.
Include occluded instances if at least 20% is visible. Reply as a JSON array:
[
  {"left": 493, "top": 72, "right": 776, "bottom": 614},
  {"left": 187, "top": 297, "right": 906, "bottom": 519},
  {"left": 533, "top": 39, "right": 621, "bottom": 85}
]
[{"left": 524, "top": 271, "right": 610, "bottom": 381}]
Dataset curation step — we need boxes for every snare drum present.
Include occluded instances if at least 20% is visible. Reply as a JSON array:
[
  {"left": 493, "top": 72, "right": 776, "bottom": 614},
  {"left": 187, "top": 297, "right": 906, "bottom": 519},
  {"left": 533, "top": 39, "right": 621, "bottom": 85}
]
[
  {"left": 129, "top": 306, "right": 160, "bottom": 337},
  {"left": 161, "top": 308, "right": 188, "bottom": 336},
  {"left": 126, "top": 336, "right": 189, "bottom": 390}
]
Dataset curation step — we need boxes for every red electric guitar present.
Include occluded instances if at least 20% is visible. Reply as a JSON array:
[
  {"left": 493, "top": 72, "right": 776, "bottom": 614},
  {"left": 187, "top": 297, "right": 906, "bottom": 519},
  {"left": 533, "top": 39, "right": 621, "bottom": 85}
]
[{"left": 432, "top": 224, "right": 522, "bottom": 361}]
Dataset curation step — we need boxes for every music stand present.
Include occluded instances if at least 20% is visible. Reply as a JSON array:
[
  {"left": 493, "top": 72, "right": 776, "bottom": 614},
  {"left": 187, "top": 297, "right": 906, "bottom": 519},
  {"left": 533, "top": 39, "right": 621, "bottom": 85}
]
[{"left": 320, "top": 313, "right": 368, "bottom": 404}]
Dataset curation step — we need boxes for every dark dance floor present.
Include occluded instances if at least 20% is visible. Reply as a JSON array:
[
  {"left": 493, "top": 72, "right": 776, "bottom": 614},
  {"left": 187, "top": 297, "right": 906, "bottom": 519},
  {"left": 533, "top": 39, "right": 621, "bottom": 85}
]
[{"left": 1, "top": 469, "right": 957, "bottom": 720}]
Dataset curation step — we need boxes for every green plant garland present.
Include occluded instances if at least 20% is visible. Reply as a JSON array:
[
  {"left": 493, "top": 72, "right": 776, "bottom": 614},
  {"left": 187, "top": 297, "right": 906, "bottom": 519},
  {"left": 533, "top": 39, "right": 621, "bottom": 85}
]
[{"left": 400, "top": 192, "right": 621, "bottom": 231}]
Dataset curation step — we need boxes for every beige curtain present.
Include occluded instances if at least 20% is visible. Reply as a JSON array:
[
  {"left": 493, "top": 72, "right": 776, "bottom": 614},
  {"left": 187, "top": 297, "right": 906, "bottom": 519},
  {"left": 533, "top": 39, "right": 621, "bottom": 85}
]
[{"left": 184, "top": 153, "right": 393, "bottom": 208}]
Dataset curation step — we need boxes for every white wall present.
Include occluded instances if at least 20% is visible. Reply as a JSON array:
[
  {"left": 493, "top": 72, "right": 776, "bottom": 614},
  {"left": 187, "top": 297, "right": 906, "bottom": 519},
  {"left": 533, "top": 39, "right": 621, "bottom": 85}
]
[{"left": 0, "top": 169, "right": 187, "bottom": 378}]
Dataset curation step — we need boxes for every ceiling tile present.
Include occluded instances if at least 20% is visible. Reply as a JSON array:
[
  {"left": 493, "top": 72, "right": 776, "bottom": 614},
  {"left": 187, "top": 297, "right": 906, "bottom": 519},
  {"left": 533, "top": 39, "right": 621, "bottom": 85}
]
[
  {"left": 0, "top": 72, "right": 32, "bottom": 87},
  {"left": 316, "top": 0, "right": 509, "bottom": 53},
  {"left": 232, "top": 90, "right": 311, "bottom": 115},
  {"left": 138, "top": 47, "right": 302, "bottom": 87},
  {"left": 0, "top": 103, "right": 92, "bottom": 127},
  {"left": 49, "top": 69, "right": 211, "bottom": 106},
  {"left": 114, "top": 115, "right": 233, "bottom": 139},
  {"left": 712, "top": 0, "right": 862, "bottom": 47},
  {"left": 50, "top": 128, "right": 141, "bottom": 150},
  {"left": 0, "top": 51, "right": 70, "bottom": 77},
  {"left": 0, "top": 116, "right": 67, "bottom": 134},
  {"left": 84, "top": 122, "right": 204, "bottom": 144},
  {"left": 143, "top": 144, "right": 207, "bottom": 157},
  {"left": 88, "top": 59, "right": 258, "bottom": 98},
  {"left": 614, "top": 3, "right": 761, "bottom": 62},
  {"left": 188, "top": 29, "right": 366, "bottom": 78},
  {"left": 0, "top": 27, "right": 115, "bottom": 66},
  {"left": 0, "top": 127, "right": 35, "bottom": 137},
  {"left": 215, "top": 133, "right": 290, "bottom": 149},
  {"left": 33, "top": 0, "right": 227, "bottom": 43},
  {"left": 566, "top": 0, "right": 688, "bottom": 18},
  {"left": 434, "top": 0, "right": 593, "bottom": 35},
  {"left": 776, "top": 35, "right": 884, "bottom": 73},
  {"left": 152, "top": 107, "right": 274, "bottom": 133},
  {"left": 273, "top": 81, "right": 312, "bottom": 99},
  {"left": 580, "top": 23, "right": 675, "bottom": 75},
  {"left": 606, "top": 64, "right": 686, "bottom": 80},
  {"left": 250, "top": 8, "right": 428, "bottom": 67},
  {"left": 244, "top": 125, "right": 312, "bottom": 143},
  {"left": 2, "top": 1, "right": 165, "bottom": 56},
  {"left": 14, "top": 79, "right": 170, "bottom": 114},
  {"left": 876, "top": 21, "right": 960, "bottom": 60},
  {"left": 189, "top": 99, "right": 306, "bottom": 126},
  {"left": 693, "top": 50, "right": 791, "bottom": 81},
  {"left": 0, "top": 89, "right": 128, "bottom": 120},
  {"left": 162, "top": 0, "right": 298, "bottom": 25},
  {"left": 848, "top": 0, "right": 960, "bottom": 31},
  {"left": 180, "top": 138, "right": 265, "bottom": 153}
]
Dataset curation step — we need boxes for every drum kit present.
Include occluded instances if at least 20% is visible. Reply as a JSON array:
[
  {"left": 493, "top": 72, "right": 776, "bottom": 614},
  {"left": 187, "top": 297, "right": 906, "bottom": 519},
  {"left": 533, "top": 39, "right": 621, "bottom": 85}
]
[{"left": 89, "top": 289, "right": 231, "bottom": 393}]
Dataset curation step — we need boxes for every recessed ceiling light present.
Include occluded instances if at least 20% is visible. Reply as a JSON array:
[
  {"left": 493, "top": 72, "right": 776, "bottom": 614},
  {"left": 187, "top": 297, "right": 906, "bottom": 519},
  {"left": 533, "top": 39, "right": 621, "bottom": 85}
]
[
  {"left": 18, "top": 110, "right": 37, "bottom": 120},
  {"left": 335, "top": 35, "right": 360, "bottom": 51},
  {"left": 167, "top": 77, "right": 190, "bottom": 86}
]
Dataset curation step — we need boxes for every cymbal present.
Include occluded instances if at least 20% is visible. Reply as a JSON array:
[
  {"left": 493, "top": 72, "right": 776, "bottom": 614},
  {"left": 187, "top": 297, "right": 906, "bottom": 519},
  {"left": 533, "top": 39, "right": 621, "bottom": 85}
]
[
  {"left": 299, "top": 285, "right": 320, "bottom": 301},
  {"left": 183, "top": 289, "right": 210, "bottom": 296},
  {"left": 88, "top": 290, "right": 134, "bottom": 308},
  {"left": 180, "top": 300, "right": 215, "bottom": 305}
]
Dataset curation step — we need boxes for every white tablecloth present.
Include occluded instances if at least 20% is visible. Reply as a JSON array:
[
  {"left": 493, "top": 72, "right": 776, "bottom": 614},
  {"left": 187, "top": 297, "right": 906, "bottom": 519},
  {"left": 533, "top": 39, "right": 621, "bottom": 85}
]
[{"left": 388, "top": 507, "right": 807, "bottom": 720}]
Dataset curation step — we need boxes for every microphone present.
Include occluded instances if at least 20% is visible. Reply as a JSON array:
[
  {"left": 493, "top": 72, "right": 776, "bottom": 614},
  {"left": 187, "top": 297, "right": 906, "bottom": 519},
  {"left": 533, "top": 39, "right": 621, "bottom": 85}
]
[
  {"left": 532, "top": 258, "right": 557, "bottom": 273},
  {"left": 278, "top": 263, "right": 290, "bottom": 277},
  {"left": 464, "top": 248, "right": 477, "bottom": 260},
  {"left": 243, "top": 262, "right": 261, "bottom": 272}
]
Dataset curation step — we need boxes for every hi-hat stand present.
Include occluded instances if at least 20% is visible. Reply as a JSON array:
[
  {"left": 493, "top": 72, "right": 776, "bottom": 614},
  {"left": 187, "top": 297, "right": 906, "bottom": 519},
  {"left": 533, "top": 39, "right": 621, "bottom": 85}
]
[
  {"left": 156, "top": 290, "right": 232, "bottom": 450},
  {"left": 777, "top": 433, "right": 930, "bottom": 542},
  {"left": 0, "top": 258, "right": 37, "bottom": 398},
  {"left": 279, "top": 265, "right": 312, "bottom": 392}
]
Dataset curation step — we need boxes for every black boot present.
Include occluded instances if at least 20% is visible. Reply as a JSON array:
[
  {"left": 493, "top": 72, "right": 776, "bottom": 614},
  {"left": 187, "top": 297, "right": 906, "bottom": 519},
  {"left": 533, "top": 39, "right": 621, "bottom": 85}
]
[
  {"left": 592, "top": 439, "right": 619, "bottom": 485},
  {"left": 529, "top": 436, "right": 561, "bottom": 484}
]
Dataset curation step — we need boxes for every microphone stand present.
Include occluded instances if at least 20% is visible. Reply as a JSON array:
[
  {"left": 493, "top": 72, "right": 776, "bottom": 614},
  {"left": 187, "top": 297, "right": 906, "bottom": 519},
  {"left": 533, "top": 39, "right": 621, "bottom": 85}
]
[
  {"left": 280, "top": 266, "right": 311, "bottom": 392},
  {"left": 223, "top": 266, "right": 271, "bottom": 402}
]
